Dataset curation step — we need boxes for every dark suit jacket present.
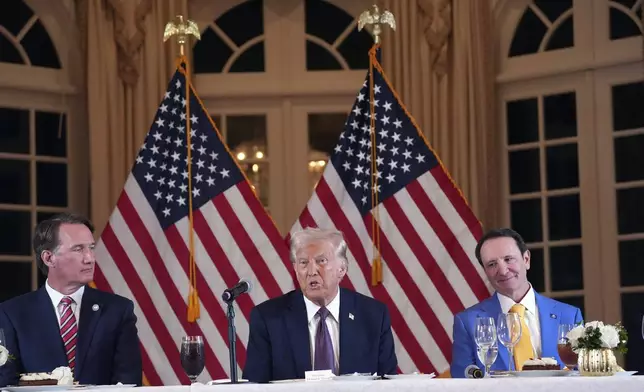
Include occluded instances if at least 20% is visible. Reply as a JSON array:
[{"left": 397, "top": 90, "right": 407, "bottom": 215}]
[
  {"left": 450, "top": 292, "right": 583, "bottom": 378},
  {"left": 0, "top": 286, "right": 142, "bottom": 387},
  {"left": 242, "top": 288, "right": 398, "bottom": 383}
]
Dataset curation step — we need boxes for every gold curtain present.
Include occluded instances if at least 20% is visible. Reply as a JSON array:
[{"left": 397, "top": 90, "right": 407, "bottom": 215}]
[
  {"left": 76, "top": 0, "right": 189, "bottom": 233},
  {"left": 378, "top": 0, "right": 501, "bottom": 229}
]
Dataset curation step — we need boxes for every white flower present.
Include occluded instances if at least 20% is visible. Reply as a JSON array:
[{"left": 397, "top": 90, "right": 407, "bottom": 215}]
[
  {"left": 51, "top": 366, "right": 74, "bottom": 385},
  {"left": 0, "top": 345, "right": 8, "bottom": 366},
  {"left": 599, "top": 325, "right": 620, "bottom": 348},
  {"left": 585, "top": 321, "right": 605, "bottom": 329},
  {"left": 566, "top": 325, "right": 585, "bottom": 347}
]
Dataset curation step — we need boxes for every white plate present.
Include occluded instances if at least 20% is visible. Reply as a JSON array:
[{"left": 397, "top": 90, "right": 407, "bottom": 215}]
[
  {"left": 334, "top": 374, "right": 378, "bottom": 381},
  {"left": 208, "top": 379, "right": 249, "bottom": 384},
  {"left": 384, "top": 373, "right": 436, "bottom": 380},
  {"left": 2, "top": 386, "right": 83, "bottom": 392},
  {"left": 269, "top": 379, "right": 305, "bottom": 384},
  {"left": 508, "top": 370, "right": 573, "bottom": 377},
  {"left": 613, "top": 371, "right": 637, "bottom": 377}
]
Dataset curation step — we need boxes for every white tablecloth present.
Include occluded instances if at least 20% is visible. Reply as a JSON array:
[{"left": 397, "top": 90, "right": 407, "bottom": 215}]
[{"left": 66, "top": 376, "right": 644, "bottom": 392}]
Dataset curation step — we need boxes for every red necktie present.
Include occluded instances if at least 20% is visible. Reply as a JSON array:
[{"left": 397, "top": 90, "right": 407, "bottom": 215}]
[{"left": 59, "top": 296, "right": 78, "bottom": 370}]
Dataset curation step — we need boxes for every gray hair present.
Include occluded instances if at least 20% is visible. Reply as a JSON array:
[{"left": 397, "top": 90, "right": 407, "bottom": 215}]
[
  {"left": 34, "top": 212, "right": 95, "bottom": 276},
  {"left": 289, "top": 227, "right": 348, "bottom": 270}
]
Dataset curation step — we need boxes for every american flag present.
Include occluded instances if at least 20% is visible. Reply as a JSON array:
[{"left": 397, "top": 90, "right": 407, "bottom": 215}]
[
  {"left": 93, "top": 68, "right": 293, "bottom": 385},
  {"left": 288, "top": 49, "right": 492, "bottom": 374}
]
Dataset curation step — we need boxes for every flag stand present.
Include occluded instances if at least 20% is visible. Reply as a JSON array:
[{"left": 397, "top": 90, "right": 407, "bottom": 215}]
[
  {"left": 163, "top": 15, "right": 202, "bottom": 323},
  {"left": 358, "top": 4, "right": 396, "bottom": 286}
]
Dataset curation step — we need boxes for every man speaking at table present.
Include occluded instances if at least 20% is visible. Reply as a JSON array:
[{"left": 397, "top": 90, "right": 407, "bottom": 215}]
[
  {"left": 0, "top": 213, "right": 142, "bottom": 387},
  {"left": 451, "top": 228, "right": 583, "bottom": 377},
  {"left": 243, "top": 228, "right": 398, "bottom": 383}
]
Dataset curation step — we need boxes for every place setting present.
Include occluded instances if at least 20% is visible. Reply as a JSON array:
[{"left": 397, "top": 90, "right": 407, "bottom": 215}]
[{"left": 475, "top": 314, "right": 640, "bottom": 379}]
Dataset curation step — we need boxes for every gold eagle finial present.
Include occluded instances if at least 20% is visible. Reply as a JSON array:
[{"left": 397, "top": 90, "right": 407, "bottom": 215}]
[
  {"left": 163, "top": 15, "right": 201, "bottom": 55},
  {"left": 358, "top": 5, "right": 396, "bottom": 44}
]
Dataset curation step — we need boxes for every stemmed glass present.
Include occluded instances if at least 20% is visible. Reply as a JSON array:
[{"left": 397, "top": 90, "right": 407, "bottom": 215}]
[
  {"left": 180, "top": 336, "right": 205, "bottom": 384},
  {"left": 557, "top": 324, "right": 578, "bottom": 370},
  {"left": 497, "top": 313, "right": 522, "bottom": 371},
  {"left": 474, "top": 317, "right": 498, "bottom": 377},
  {"left": 477, "top": 345, "right": 499, "bottom": 378}
]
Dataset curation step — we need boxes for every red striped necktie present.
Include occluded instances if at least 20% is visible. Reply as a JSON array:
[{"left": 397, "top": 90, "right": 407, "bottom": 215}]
[{"left": 59, "top": 296, "right": 78, "bottom": 371}]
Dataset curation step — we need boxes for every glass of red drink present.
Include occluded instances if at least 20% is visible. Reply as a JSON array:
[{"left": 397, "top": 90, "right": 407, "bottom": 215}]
[{"left": 557, "top": 324, "right": 578, "bottom": 370}]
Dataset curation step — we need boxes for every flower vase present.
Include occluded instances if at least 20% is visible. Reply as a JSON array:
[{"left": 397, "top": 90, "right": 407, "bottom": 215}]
[{"left": 577, "top": 348, "right": 619, "bottom": 376}]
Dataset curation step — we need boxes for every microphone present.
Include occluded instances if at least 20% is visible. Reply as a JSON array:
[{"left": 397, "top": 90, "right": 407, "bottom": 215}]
[
  {"left": 222, "top": 279, "right": 252, "bottom": 303},
  {"left": 465, "top": 364, "right": 483, "bottom": 379}
]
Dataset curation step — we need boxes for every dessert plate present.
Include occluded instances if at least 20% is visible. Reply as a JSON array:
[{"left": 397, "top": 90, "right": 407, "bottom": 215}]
[
  {"left": 2, "top": 386, "right": 82, "bottom": 392},
  {"left": 334, "top": 373, "right": 378, "bottom": 381},
  {"left": 384, "top": 373, "right": 436, "bottom": 380},
  {"left": 507, "top": 370, "right": 572, "bottom": 377}
]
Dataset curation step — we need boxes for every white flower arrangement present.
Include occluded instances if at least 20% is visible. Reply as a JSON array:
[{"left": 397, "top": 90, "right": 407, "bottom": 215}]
[
  {"left": 566, "top": 321, "right": 628, "bottom": 354},
  {"left": 0, "top": 344, "right": 9, "bottom": 366}
]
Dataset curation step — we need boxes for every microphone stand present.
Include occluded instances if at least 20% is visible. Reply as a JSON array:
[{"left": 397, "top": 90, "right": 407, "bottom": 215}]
[{"left": 226, "top": 300, "right": 238, "bottom": 384}]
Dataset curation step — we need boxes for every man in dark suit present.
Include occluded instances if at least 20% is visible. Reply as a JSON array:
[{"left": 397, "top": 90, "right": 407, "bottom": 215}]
[
  {"left": 0, "top": 213, "right": 142, "bottom": 387},
  {"left": 243, "top": 227, "right": 397, "bottom": 383}
]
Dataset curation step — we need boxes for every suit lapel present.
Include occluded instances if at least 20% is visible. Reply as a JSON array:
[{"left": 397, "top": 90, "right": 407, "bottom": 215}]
[
  {"left": 284, "top": 291, "right": 311, "bottom": 377},
  {"left": 479, "top": 295, "right": 510, "bottom": 370},
  {"left": 75, "top": 287, "right": 102, "bottom": 378},
  {"left": 536, "top": 294, "right": 559, "bottom": 358},
  {"left": 36, "top": 288, "right": 68, "bottom": 365},
  {"left": 338, "top": 289, "right": 356, "bottom": 375}
]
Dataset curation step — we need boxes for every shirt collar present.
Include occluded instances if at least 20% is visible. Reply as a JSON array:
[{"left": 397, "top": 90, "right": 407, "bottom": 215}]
[
  {"left": 303, "top": 289, "right": 341, "bottom": 324},
  {"left": 45, "top": 279, "right": 85, "bottom": 308},
  {"left": 496, "top": 285, "right": 536, "bottom": 316}
]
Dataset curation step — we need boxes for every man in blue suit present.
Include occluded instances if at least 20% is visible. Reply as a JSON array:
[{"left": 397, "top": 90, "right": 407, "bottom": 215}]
[
  {"left": 243, "top": 228, "right": 397, "bottom": 383},
  {"left": 0, "top": 213, "right": 142, "bottom": 387},
  {"left": 451, "top": 228, "right": 583, "bottom": 377}
]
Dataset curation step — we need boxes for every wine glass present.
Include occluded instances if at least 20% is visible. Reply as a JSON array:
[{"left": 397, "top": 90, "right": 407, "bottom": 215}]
[
  {"left": 497, "top": 313, "right": 522, "bottom": 371},
  {"left": 477, "top": 344, "right": 499, "bottom": 377},
  {"left": 474, "top": 317, "right": 496, "bottom": 375},
  {"left": 180, "top": 336, "right": 205, "bottom": 384},
  {"left": 557, "top": 324, "right": 578, "bottom": 370},
  {"left": 474, "top": 317, "right": 497, "bottom": 348}
]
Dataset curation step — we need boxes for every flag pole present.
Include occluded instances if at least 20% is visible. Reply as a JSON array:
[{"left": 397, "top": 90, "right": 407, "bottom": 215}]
[
  {"left": 163, "top": 15, "right": 202, "bottom": 322},
  {"left": 358, "top": 5, "right": 396, "bottom": 286}
]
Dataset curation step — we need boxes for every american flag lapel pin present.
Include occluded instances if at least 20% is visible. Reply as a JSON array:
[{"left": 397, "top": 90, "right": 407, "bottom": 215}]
[{"left": 349, "top": 313, "right": 354, "bottom": 320}]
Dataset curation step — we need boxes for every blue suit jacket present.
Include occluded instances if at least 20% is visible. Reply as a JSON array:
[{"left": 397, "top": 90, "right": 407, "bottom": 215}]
[
  {"left": 242, "top": 288, "right": 398, "bottom": 383},
  {"left": 450, "top": 292, "right": 583, "bottom": 378},
  {"left": 0, "top": 286, "right": 142, "bottom": 387}
]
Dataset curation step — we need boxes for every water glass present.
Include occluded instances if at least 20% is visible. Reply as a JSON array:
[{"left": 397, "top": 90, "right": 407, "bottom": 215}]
[
  {"left": 474, "top": 317, "right": 497, "bottom": 348},
  {"left": 497, "top": 313, "right": 522, "bottom": 371},
  {"left": 477, "top": 344, "right": 499, "bottom": 377}
]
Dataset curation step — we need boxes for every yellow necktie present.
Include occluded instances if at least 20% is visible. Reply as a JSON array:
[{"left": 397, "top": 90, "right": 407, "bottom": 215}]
[{"left": 509, "top": 304, "right": 533, "bottom": 371}]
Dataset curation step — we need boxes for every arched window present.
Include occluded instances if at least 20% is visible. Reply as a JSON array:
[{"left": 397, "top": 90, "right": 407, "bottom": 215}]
[
  {"left": 190, "top": 0, "right": 372, "bottom": 231},
  {"left": 0, "top": 0, "right": 85, "bottom": 301},
  {"left": 509, "top": 0, "right": 575, "bottom": 57},
  {"left": 496, "top": 0, "right": 643, "bottom": 372}
]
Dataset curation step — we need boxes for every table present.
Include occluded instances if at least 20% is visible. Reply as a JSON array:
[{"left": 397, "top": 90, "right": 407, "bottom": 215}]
[{"left": 68, "top": 376, "right": 644, "bottom": 392}]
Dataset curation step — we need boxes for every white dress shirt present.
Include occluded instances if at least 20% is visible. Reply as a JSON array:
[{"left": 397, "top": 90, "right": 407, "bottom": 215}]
[
  {"left": 45, "top": 279, "right": 85, "bottom": 327},
  {"left": 497, "top": 286, "right": 541, "bottom": 357},
  {"left": 303, "top": 290, "right": 340, "bottom": 371}
]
